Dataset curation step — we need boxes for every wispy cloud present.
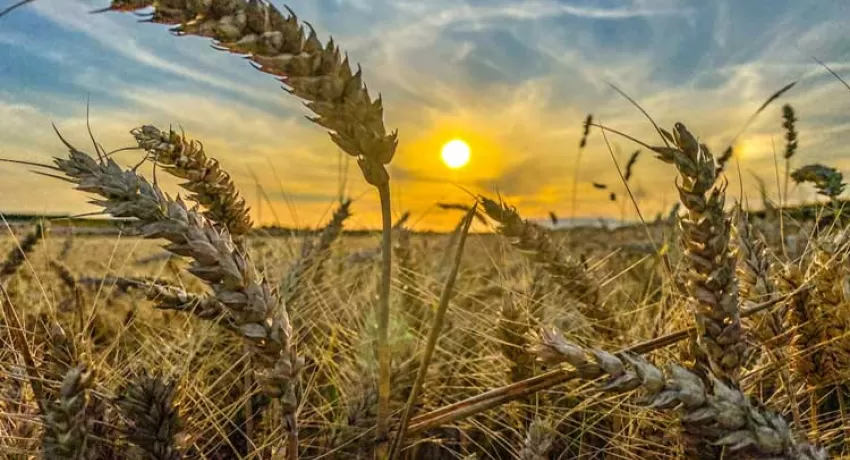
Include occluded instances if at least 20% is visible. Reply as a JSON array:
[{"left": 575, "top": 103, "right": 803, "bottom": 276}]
[{"left": 0, "top": 0, "right": 848, "bottom": 230}]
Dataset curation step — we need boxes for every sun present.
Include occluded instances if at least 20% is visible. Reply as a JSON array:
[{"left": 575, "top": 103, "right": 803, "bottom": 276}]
[{"left": 441, "top": 139, "right": 471, "bottom": 169}]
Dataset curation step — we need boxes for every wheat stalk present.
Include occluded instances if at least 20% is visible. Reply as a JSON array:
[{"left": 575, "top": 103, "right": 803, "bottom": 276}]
[
  {"left": 99, "top": 3, "right": 401, "bottom": 445},
  {"left": 388, "top": 207, "right": 476, "bottom": 458},
  {"left": 46, "top": 129, "right": 302, "bottom": 455},
  {"left": 531, "top": 327, "right": 826, "bottom": 459}
]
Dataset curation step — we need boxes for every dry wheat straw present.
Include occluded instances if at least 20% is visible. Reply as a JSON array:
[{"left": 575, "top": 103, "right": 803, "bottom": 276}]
[{"left": 532, "top": 327, "right": 826, "bottom": 459}]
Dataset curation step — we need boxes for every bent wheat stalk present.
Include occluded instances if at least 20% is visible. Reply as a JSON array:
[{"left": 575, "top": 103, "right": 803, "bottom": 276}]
[
  {"left": 531, "top": 327, "right": 825, "bottom": 459},
  {"left": 403, "top": 289, "right": 807, "bottom": 436}
]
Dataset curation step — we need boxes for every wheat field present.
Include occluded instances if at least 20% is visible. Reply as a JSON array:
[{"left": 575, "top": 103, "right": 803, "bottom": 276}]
[{"left": 1, "top": 1, "right": 850, "bottom": 459}]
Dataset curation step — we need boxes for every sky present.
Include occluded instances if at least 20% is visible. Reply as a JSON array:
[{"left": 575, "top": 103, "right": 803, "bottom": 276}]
[{"left": 1, "top": 0, "right": 849, "bottom": 231}]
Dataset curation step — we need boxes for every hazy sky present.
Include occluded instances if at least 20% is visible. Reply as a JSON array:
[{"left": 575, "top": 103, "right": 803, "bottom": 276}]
[{"left": 1, "top": 0, "right": 849, "bottom": 230}]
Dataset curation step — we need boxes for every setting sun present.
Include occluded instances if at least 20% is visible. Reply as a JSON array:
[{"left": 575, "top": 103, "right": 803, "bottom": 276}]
[{"left": 441, "top": 139, "right": 471, "bottom": 169}]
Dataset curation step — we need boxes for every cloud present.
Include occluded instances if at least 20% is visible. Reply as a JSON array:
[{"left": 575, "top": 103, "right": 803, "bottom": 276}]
[
  {"left": 0, "top": 0, "right": 849, "bottom": 229},
  {"left": 26, "top": 0, "right": 299, "bottom": 111}
]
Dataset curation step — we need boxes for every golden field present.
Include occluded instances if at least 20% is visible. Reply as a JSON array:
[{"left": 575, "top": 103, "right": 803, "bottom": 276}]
[{"left": 2, "top": 1, "right": 850, "bottom": 459}]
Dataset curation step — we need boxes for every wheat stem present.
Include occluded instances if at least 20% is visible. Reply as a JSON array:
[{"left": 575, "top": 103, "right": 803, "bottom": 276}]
[
  {"left": 388, "top": 205, "right": 475, "bottom": 459},
  {"left": 375, "top": 183, "right": 392, "bottom": 458}
]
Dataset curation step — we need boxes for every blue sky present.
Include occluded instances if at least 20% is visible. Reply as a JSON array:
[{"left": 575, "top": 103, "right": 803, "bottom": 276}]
[{"left": 1, "top": 0, "right": 849, "bottom": 229}]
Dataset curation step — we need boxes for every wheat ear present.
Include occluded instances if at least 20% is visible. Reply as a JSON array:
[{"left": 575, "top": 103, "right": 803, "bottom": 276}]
[
  {"left": 651, "top": 123, "right": 745, "bottom": 383},
  {"left": 104, "top": 0, "right": 396, "bottom": 182},
  {"left": 115, "top": 372, "right": 184, "bottom": 460},
  {"left": 404, "top": 291, "right": 802, "bottom": 436},
  {"left": 498, "top": 292, "right": 535, "bottom": 385},
  {"left": 478, "top": 196, "right": 611, "bottom": 335},
  {"left": 735, "top": 208, "right": 801, "bottom": 426},
  {"left": 131, "top": 125, "right": 252, "bottom": 241},
  {"left": 84, "top": 275, "right": 238, "bottom": 331},
  {"left": 40, "top": 323, "right": 78, "bottom": 401},
  {"left": 281, "top": 199, "right": 351, "bottom": 310},
  {"left": 0, "top": 219, "right": 46, "bottom": 281},
  {"left": 42, "top": 365, "right": 94, "bottom": 460},
  {"left": 518, "top": 417, "right": 555, "bottom": 460},
  {"left": 649, "top": 123, "right": 747, "bottom": 457},
  {"left": 48, "top": 130, "right": 301, "bottom": 455},
  {"left": 532, "top": 327, "right": 826, "bottom": 459}
]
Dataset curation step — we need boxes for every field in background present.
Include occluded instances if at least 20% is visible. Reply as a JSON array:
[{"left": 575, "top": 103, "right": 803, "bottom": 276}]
[{"left": 1, "top": 205, "right": 843, "bottom": 458}]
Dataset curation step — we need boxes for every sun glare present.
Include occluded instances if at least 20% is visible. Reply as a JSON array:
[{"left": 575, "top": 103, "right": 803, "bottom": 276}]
[{"left": 441, "top": 139, "right": 471, "bottom": 169}]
